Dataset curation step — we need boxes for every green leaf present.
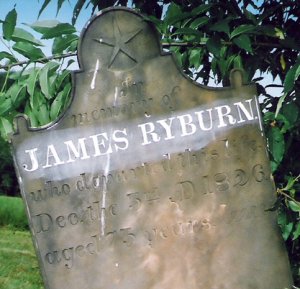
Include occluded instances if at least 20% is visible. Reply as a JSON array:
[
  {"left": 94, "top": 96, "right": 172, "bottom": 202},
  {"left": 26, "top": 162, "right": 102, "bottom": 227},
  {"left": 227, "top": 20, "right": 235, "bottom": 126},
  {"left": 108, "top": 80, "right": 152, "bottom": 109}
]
[
  {"left": 39, "top": 62, "right": 60, "bottom": 99},
  {"left": 233, "top": 34, "right": 253, "bottom": 53},
  {"left": 210, "top": 20, "right": 230, "bottom": 36},
  {"left": 55, "top": 70, "right": 71, "bottom": 91},
  {"left": 275, "top": 93, "right": 287, "bottom": 117},
  {"left": 282, "top": 222, "right": 293, "bottom": 241},
  {"left": 52, "top": 34, "right": 78, "bottom": 55},
  {"left": 165, "top": 3, "right": 182, "bottom": 24},
  {"left": 171, "top": 28, "right": 202, "bottom": 38},
  {"left": 189, "top": 16, "right": 209, "bottom": 30},
  {"left": 35, "top": 103, "right": 50, "bottom": 125},
  {"left": 191, "top": 4, "right": 213, "bottom": 15},
  {"left": 281, "top": 102, "right": 299, "bottom": 127},
  {"left": 11, "top": 28, "right": 43, "bottom": 46},
  {"left": 0, "top": 95, "right": 12, "bottom": 116},
  {"left": 7, "top": 83, "right": 26, "bottom": 106},
  {"left": 12, "top": 42, "right": 45, "bottom": 60},
  {"left": 72, "top": 0, "right": 85, "bottom": 25},
  {"left": 295, "top": 64, "right": 300, "bottom": 82},
  {"left": 0, "top": 51, "right": 17, "bottom": 63},
  {"left": 3, "top": 8, "right": 17, "bottom": 41},
  {"left": 30, "top": 90, "right": 44, "bottom": 110},
  {"left": 24, "top": 102, "right": 38, "bottom": 127},
  {"left": 283, "top": 64, "right": 298, "bottom": 93},
  {"left": 50, "top": 83, "right": 71, "bottom": 120},
  {"left": 284, "top": 176, "right": 299, "bottom": 192},
  {"left": 0, "top": 116, "right": 13, "bottom": 140},
  {"left": 57, "top": 0, "right": 66, "bottom": 16},
  {"left": 230, "top": 24, "right": 255, "bottom": 39},
  {"left": 41, "top": 23, "right": 77, "bottom": 39},
  {"left": 233, "top": 55, "right": 243, "bottom": 69},
  {"left": 292, "top": 222, "right": 300, "bottom": 240},
  {"left": 26, "top": 68, "right": 40, "bottom": 101},
  {"left": 28, "top": 20, "right": 60, "bottom": 34},
  {"left": 38, "top": 0, "right": 51, "bottom": 18},
  {"left": 206, "top": 36, "right": 222, "bottom": 57},
  {"left": 189, "top": 48, "right": 203, "bottom": 70},
  {"left": 288, "top": 201, "right": 300, "bottom": 212},
  {"left": 267, "top": 126, "right": 285, "bottom": 171}
]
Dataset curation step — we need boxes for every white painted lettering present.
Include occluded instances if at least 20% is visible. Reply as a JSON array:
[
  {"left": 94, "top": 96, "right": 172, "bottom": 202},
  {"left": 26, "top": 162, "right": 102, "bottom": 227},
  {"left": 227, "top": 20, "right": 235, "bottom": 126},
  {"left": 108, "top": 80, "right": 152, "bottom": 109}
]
[
  {"left": 215, "top": 105, "right": 236, "bottom": 128},
  {"left": 89, "top": 133, "right": 113, "bottom": 156},
  {"left": 157, "top": 117, "right": 175, "bottom": 140},
  {"left": 64, "top": 138, "right": 90, "bottom": 163},
  {"left": 234, "top": 99, "right": 255, "bottom": 123},
  {"left": 23, "top": 148, "right": 39, "bottom": 172},
  {"left": 177, "top": 114, "right": 196, "bottom": 136},
  {"left": 113, "top": 129, "right": 129, "bottom": 151},
  {"left": 195, "top": 109, "right": 213, "bottom": 131},
  {"left": 138, "top": 122, "right": 160, "bottom": 145},
  {"left": 42, "top": 145, "right": 65, "bottom": 168}
]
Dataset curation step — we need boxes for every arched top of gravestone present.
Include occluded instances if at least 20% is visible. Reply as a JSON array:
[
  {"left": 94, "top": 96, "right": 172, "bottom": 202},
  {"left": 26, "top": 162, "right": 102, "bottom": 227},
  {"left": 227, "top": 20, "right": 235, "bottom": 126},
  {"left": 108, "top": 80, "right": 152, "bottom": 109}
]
[
  {"left": 78, "top": 7, "right": 162, "bottom": 71},
  {"left": 10, "top": 7, "right": 251, "bottom": 138}
]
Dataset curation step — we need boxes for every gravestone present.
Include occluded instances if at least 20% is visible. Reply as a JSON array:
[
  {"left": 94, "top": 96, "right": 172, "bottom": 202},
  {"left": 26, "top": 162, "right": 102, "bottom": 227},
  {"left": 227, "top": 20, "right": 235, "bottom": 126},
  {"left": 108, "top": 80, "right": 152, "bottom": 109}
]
[{"left": 10, "top": 7, "right": 293, "bottom": 289}]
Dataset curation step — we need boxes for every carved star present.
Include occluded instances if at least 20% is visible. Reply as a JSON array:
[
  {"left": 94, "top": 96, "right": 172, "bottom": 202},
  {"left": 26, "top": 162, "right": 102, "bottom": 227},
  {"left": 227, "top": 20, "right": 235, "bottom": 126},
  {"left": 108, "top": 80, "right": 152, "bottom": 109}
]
[{"left": 94, "top": 16, "right": 142, "bottom": 68}]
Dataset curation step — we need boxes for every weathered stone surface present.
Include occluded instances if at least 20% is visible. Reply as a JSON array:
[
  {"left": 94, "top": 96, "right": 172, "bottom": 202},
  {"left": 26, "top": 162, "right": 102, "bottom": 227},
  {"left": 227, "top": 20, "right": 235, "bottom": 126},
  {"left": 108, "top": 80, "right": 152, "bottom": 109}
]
[{"left": 10, "top": 7, "right": 292, "bottom": 289}]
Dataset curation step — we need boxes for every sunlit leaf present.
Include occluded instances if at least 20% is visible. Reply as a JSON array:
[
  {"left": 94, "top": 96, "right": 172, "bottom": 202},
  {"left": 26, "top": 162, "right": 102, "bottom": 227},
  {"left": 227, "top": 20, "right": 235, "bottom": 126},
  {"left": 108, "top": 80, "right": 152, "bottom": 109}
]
[
  {"left": 11, "top": 28, "right": 43, "bottom": 46},
  {"left": 52, "top": 34, "right": 78, "bottom": 54},
  {"left": 12, "top": 42, "right": 45, "bottom": 60},
  {"left": 288, "top": 201, "right": 300, "bottom": 212},
  {"left": 39, "top": 62, "right": 60, "bottom": 99},
  {"left": 189, "top": 49, "right": 203, "bottom": 69},
  {"left": 28, "top": 20, "right": 60, "bottom": 34},
  {"left": 24, "top": 102, "right": 38, "bottom": 127},
  {"left": 50, "top": 83, "right": 71, "bottom": 120},
  {"left": 30, "top": 90, "right": 44, "bottom": 111},
  {"left": 7, "top": 83, "right": 26, "bottom": 106},
  {"left": 0, "top": 96, "right": 12, "bottom": 116},
  {"left": 55, "top": 70, "right": 71, "bottom": 91},
  {"left": 36, "top": 103, "right": 50, "bottom": 125},
  {"left": 3, "top": 8, "right": 17, "bottom": 41},
  {"left": 280, "top": 54, "right": 286, "bottom": 71},
  {"left": 26, "top": 69, "right": 40, "bottom": 102},
  {"left": 0, "top": 51, "right": 17, "bottom": 63},
  {"left": 275, "top": 27, "right": 285, "bottom": 40},
  {"left": 0, "top": 116, "right": 13, "bottom": 140},
  {"left": 41, "top": 23, "right": 77, "bottom": 39}
]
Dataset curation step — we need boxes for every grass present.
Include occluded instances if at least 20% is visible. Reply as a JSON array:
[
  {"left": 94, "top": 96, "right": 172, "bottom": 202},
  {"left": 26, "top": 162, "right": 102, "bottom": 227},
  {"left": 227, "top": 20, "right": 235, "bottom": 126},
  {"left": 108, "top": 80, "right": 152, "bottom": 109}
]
[
  {"left": 0, "top": 227, "right": 44, "bottom": 289},
  {"left": 0, "top": 196, "right": 28, "bottom": 229}
]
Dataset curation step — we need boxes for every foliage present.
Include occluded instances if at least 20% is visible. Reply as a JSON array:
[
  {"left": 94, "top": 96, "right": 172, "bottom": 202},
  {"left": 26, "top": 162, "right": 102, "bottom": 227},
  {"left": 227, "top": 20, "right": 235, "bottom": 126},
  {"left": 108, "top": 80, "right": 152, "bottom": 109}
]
[
  {"left": 0, "top": 196, "right": 28, "bottom": 229},
  {"left": 0, "top": 227, "right": 43, "bottom": 289},
  {"left": 0, "top": 0, "right": 300, "bottom": 285}
]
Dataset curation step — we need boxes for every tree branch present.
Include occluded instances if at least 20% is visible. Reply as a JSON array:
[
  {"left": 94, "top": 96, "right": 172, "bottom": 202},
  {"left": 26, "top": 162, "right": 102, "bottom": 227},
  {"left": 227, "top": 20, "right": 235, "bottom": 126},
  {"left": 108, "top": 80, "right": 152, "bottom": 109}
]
[{"left": 0, "top": 52, "right": 77, "bottom": 70}]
